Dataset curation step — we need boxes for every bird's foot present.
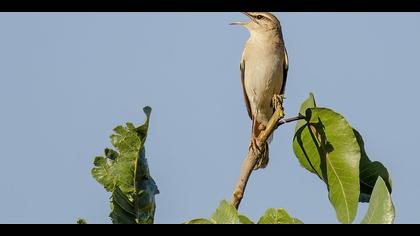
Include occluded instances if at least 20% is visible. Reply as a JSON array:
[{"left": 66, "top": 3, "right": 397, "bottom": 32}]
[
  {"left": 249, "top": 136, "right": 257, "bottom": 152},
  {"left": 249, "top": 136, "right": 265, "bottom": 157},
  {"left": 249, "top": 136, "right": 269, "bottom": 170},
  {"left": 272, "top": 94, "right": 285, "bottom": 112}
]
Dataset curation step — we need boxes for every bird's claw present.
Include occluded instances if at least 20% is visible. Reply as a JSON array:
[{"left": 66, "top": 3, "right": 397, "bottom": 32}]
[
  {"left": 272, "top": 94, "right": 285, "bottom": 111},
  {"left": 249, "top": 136, "right": 264, "bottom": 156}
]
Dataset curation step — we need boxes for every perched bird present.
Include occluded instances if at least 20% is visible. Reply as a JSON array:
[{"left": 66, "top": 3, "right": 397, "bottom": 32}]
[{"left": 231, "top": 12, "right": 289, "bottom": 170}]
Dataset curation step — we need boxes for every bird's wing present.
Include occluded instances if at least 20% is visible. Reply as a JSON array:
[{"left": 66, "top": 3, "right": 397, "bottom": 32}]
[
  {"left": 240, "top": 59, "right": 252, "bottom": 120},
  {"left": 280, "top": 47, "right": 289, "bottom": 95}
]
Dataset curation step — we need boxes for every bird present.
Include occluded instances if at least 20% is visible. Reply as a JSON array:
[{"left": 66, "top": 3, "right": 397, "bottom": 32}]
[{"left": 231, "top": 12, "right": 289, "bottom": 170}]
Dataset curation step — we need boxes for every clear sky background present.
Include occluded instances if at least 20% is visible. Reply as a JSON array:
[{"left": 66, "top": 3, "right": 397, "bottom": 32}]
[{"left": 0, "top": 13, "right": 419, "bottom": 224}]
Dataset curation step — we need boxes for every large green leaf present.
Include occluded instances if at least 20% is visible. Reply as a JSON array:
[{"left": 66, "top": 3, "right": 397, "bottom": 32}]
[
  {"left": 354, "top": 129, "right": 392, "bottom": 202},
  {"left": 361, "top": 177, "right": 395, "bottom": 224},
  {"left": 258, "top": 208, "right": 303, "bottom": 224},
  {"left": 185, "top": 200, "right": 239, "bottom": 224},
  {"left": 293, "top": 107, "right": 361, "bottom": 224},
  {"left": 295, "top": 94, "right": 392, "bottom": 207},
  {"left": 211, "top": 200, "right": 239, "bottom": 224},
  {"left": 92, "top": 107, "right": 158, "bottom": 224}
]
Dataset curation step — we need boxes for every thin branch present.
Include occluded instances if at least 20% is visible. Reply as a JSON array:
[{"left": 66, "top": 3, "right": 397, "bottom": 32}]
[
  {"left": 231, "top": 105, "right": 284, "bottom": 209},
  {"left": 276, "top": 114, "right": 306, "bottom": 128},
  {"left": 230, "top": 111, "right": 305, "bottom": 209}
]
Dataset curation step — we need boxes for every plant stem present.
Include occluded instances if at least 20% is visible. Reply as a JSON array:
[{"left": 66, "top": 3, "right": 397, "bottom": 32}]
[{"left": 276, "top": 114, "right": 306, "bottom": 128}]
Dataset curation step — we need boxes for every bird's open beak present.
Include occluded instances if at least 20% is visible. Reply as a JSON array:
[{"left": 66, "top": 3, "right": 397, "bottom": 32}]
[
  {"left": 229, "top": 21, "right": 247, "bottom": 26},
  {"left": 229, "top": 12, "right": 253, "bottom": 26}
]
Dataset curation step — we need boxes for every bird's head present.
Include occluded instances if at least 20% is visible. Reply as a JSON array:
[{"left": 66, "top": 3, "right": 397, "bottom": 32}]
[{"left": 230, "top": 12, "right": 281, "bottom": 33}]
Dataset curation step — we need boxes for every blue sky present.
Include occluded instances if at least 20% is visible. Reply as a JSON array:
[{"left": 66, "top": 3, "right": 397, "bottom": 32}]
[{"left": 0, "top": 13, "right": 419, "bottom": 224}]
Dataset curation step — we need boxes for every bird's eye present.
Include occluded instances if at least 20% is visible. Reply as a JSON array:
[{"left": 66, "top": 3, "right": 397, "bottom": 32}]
[{"left": 256, "top": 15, "right": 264, "bottom": 20}]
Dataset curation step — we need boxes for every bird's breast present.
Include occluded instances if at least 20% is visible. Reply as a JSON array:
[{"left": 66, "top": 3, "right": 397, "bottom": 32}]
[{"left": 243, "top": 42, "right": 284, "bottom": 125}]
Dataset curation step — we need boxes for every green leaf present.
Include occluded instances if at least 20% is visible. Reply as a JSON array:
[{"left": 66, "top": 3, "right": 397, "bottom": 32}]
[
  {"left": 184, "top": 200, "right": 239, "bottom": 224},
  {"left": 239, "top": 215, "right": 255, "bottom": 224},
  {"left": 111, "top": 126, "right": 142, "bottom": 154},
  {"left": 183, "top": 219, "right": 215, "bottom": 224},
  {"left": 354, "top": 129, "right": 392, "bottom": 202},
  {"left": 210, "top": 200, "right": 239, "bottom": 224},
  {"left": 295, "top": 92, "right": 316, "bottom": 132},
  {"left": 92, "top": 106, "right": 159, "bottom": 224},
  {"left": 258, "top": 208, "right": 303, "bottom": 224},
  {"left": 293, "top": 107, "right": 361, "bottom": 224},
  {"left": 361, "top": 177, "right": 395, "bottom": 224},
  {"left": 105, "top": 148, "right": 118, "bottom": 160},
  {"left": 91, "top": 156, "right": 116, "bottom": 192},
  {"left": 76, "top": 218, "right": 87, "bottom": 224},
  {"left": 110, "top": 187, "right": 137, "bottom": 224},
  {"left": 136, "top": 106, "right": 152, "bottom": 141},
  {"left": 134, "top": 149, "right": 159, "bottom": 224},
  {"left": 293, "top": 93, "right": 320, "bottom": 174},
  {"left": 185, "top": 202, "right": 303, "bottom": 225},
  {"left": 295, "top": 93, "right": 393, "bottom": 204}
]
